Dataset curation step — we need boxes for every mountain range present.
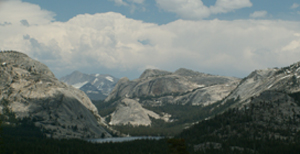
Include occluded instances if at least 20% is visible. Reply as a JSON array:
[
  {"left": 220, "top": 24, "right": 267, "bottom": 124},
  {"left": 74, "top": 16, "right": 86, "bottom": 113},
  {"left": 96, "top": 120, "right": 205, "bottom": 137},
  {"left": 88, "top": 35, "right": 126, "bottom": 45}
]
[
  {"left": 95, "top": 68, "right": 240, "bottom": 135},
  {"left": 175, "top": 61, "right": 300, "bottom": 152},
  {"left": 2, "top": 50, "right": 300, "bottom": 149},
  {"left": 96, "top": 61, "right": 300, "bottom": 137},
  {"left": 60, "top": 71, "right": 118, "bottom": 100},
  {"left": 179, "top": 90, "right": 300, "bottom": 153}
]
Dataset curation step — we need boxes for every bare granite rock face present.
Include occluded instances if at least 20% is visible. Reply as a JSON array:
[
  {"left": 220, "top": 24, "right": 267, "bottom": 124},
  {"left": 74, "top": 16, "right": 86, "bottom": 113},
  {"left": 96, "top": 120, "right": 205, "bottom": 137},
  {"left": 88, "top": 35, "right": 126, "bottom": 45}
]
[
  {"left": 0, "top": 51, "right": 112, "bottom": 139},
  {"left": 104, "top": 68, "right": 240, "bottom": 126},
  {"left": 109, "top": 98, "right": 170, "bottom": 126},
  {"left": 106, "top": 68, "right": 240, "bottom": 106},
  {"left": 139, "top": 69, "right": 172, "bottom": 79},
  {"left": 221, "top": 61, "right": 300, "bottom": 108}
]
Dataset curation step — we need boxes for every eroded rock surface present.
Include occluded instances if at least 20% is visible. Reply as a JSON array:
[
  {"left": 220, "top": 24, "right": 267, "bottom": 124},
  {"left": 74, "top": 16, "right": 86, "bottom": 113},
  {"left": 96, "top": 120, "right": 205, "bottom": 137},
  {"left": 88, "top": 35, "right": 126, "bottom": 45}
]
[
  {"left": 106, "top": 68, "right": 240, "bottom": 106},
  {"left": 105, "top": 68, "right": 240, "bottom": 126},
  {"left": 0, "top": 51, "right": 111, "bottom": 139},
  {"left": 222, "top": 61, "right": 300, "bottom": 108},
  {"left": 109, "top": 98, "right": 170, "bottom": 126}
]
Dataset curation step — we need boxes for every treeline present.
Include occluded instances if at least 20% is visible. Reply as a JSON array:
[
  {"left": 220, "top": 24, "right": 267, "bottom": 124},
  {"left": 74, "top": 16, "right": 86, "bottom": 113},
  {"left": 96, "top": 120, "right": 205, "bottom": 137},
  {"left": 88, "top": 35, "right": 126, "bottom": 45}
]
[
  {"left": 92, "top": 99, "right": 118, "bottom": 117},
  {"left": 0, "top": 118, "right": 192, "bottom": 154},
  {"left": 107, "top": 99, "right": 236, "bottom": 137},
  {"left": 1, "top": 121, "right": 170, "bottom": 154},
  {"left": 0, "top": 98, "right": 189, "bottom": 154},
  {"left": 178, "top": 96, "right": 300, "bottom": 154},
  {"left": 92, "top": 95, "right": 239, "bottom": 137}
]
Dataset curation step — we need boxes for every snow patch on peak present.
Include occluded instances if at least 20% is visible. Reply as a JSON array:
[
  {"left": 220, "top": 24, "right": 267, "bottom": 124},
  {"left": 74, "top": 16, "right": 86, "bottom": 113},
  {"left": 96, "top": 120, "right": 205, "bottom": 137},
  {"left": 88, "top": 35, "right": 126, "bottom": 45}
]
[
  {"left": 92, "top": 78, "right": 98, "bottom": 84},
  {"left": 197, "top": 84, "right": 205, "bottom": 88},
  {"left": 106, "top": 76, "right": 114, "bottom": 82},
  {"left": 95, "top": 74, "right": 100, "bottom": 77},
  {"left": 279, "top": 75, "right": 292, "bottom": 80},
  {"left": 72, "top": 81, "right": 88, "bottom": 89}
]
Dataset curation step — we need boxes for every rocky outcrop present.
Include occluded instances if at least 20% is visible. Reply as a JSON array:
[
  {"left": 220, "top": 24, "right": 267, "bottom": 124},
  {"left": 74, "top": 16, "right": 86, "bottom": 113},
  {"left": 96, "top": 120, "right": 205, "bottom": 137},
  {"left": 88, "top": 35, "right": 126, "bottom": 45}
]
[
  {"left": 139, "top": 69, "right": 172, "bottom": 79},
  {"left": 0, "top": 51, "right": 111, "bottom": 139},
  {"left": 106, "top": 68, "right": 240, "bottom": 106},
  {"left": 60, "top": 71, "right": 118, "bottom": 100},
  {"left": 180, "top": 90, "right": 300, "bottom": 153},
  {"left": 104, "top": 68, "right": 240, "bottom": 126},
  {"left": 221, "top": 61, "right": 300, "bottom": 108},
  {"left": 109, "top": 98, "right": 170, "bottom": 126}
]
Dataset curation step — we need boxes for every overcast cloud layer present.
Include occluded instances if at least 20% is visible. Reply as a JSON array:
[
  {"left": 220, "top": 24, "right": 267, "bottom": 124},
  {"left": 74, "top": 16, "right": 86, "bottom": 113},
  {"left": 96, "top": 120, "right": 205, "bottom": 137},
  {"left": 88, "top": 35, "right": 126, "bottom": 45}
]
[{"left": 1, "top": 0, "right": 300, "bottom": 79}]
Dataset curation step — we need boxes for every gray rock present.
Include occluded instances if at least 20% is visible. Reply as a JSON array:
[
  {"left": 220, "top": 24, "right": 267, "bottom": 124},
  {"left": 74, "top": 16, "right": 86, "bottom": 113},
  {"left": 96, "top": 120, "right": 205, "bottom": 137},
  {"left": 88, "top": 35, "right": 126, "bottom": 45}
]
[
  {"left": 173, "top": 68, "right": 205, "bottom": 76},
  {"left": 0, "top": 51, "right": 112, "bottom": 139},
  {"left": 60, "top": 71, "right": 119, "bottom": 100},
  {"left": 80, "top": 83, "right": 106, "bottom": 100},
  {"left": 139, "top": 69, "right": 172, "bottom": 79},
  {"left": 109, "top": 98, "right": 170, "bottom": 126},
  {"left": 105, "top": 68, "right": 240, "bottom": 126},
  {"left": 106, "top": 68, "right": 240, "bottom": 106},
  {"left": 221, "top": 61, "right": 300, "bottom": 108}
]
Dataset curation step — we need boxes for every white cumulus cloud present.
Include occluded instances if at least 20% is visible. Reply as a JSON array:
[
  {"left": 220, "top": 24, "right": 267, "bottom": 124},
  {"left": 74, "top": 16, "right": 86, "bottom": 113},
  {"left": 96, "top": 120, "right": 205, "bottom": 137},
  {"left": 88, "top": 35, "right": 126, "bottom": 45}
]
[
  {"left": 128, "top": 0, "right": 144, "bottom": 4},
  {"left": 249, "top": 11, "right": 268, "bottom": 18},
  {"left": 110, "top": 0, "right": 144, "bottom": 6},
  {"left": 291, "top": 3, "right": 299, "bottom": 9},
  {"left": 1, "top": 0, "right": 300, "bottom": 79},
  {"left": 111, "top": 0, "right": 128, "bottom": 6},
  {"left": 155, "top": 0, "right": 252, "bottom": 20},
  {"left": 110, "top": 0, "right": 145, "bottom": 13},
  {"left": 0, "top": 0, "right": 55, "bottom": 25}
]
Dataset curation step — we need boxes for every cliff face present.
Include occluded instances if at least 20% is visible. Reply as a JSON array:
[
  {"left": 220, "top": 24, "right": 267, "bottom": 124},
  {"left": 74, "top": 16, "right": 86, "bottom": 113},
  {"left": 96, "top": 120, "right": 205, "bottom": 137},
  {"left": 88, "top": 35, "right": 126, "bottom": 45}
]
[
  {"left": 109, "top": 98, "right": 170, "bottom": 126},
  {"left": 221, "top": 61, "right": 300, "bottom": 109},
  {"left": 106, "top": 68, "right": 240, "bottom": 106},
  {"left": 177, "top": 62, "right": 300, "bottom": 153},
  {"left": 104, "top": 68, "right": 240, "bottom": 126},
  {"left": 0, "top": 51, "right": 111, "bottom": 139},
  {"left": 179, "top": 90, "right": 300, "bottom": 153}
]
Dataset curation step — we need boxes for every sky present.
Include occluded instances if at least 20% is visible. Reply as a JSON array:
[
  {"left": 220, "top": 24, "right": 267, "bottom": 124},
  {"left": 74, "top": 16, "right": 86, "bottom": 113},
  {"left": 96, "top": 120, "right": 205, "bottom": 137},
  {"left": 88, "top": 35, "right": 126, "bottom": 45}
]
[{"left": 0, "top": 0, "right": 300, "bottom": 79}]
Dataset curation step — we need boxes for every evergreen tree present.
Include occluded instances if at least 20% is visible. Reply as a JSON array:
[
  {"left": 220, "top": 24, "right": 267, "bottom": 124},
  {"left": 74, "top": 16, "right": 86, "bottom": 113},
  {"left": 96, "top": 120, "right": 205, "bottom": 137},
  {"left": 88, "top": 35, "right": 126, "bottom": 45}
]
[
  {"left": 0, "top": 114, "right": 3, "bottom": 154},
  {"left": 168, "top": 138, "right": 189, "bottom": 154}
]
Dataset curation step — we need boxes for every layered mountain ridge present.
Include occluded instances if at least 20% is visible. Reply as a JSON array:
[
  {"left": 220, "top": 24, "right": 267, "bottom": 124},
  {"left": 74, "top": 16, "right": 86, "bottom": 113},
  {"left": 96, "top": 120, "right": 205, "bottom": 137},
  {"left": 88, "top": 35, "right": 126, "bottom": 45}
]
[
  {"left": 179, "top": 90, "right": 300, "bottom": 153},
  {"left": 60, "top": 71, "right": 118, "bottom": 100},
  {"left": 178, "top": 61, "right": 300, "bottom": 153},
  {"left": 99, "top": 60, "right": 300, "bottom": 138},
  {"left": 106, "top": 68, "right": 240, "bottom": 106},
  {"left": 220, "top": 61, "right": 300, "bottom": 109},
  {"left": 3, "top": 50, "right": 300, "bottom": 142},
  {"left": 103, "top": 68, "right": 240, "bottom": 127}
]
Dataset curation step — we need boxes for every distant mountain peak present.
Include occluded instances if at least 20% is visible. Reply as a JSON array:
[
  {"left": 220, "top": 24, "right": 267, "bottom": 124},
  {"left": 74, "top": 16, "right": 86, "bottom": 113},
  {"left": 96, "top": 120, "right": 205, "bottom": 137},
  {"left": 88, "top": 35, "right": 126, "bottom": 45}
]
[
  {"left": 139, "top": 69, "right": 172, "bottom": 79},
  {"left": 105, "top": 76, "right": 114, "bottom": 82},
  {"left": 104, "top": 67, "right": 240, "bottom": 129},
  {"left": 174, "top": 68, "right": 205, "bottom": 76},
  {"left": 60, "top": 71, "right": 119, "bottom": 100},
  {"left": 71, "top": 70, "right": 83, "bottom": 75}
]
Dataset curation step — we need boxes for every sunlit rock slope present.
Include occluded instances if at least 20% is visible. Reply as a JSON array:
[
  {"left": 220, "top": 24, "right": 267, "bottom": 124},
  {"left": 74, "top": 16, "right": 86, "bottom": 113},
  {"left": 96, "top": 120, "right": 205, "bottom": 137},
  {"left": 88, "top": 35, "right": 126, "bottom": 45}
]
[{"left": 0, "top": 51, "right": 111, "bottom": 139}]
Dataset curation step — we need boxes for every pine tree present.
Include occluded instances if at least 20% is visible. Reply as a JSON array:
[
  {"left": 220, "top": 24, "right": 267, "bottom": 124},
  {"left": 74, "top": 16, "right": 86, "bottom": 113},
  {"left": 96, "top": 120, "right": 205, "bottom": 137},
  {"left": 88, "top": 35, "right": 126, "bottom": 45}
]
[{"left": 0, "top": 114, "right": 3, "bottom": 154}]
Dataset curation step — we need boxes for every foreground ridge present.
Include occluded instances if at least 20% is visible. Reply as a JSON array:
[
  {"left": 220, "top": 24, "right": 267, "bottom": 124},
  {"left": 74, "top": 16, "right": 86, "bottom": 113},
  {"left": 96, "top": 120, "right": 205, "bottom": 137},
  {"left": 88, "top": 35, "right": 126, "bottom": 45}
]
[{"left": 0, "top": 51, "right": 112, "bottom": 139}]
